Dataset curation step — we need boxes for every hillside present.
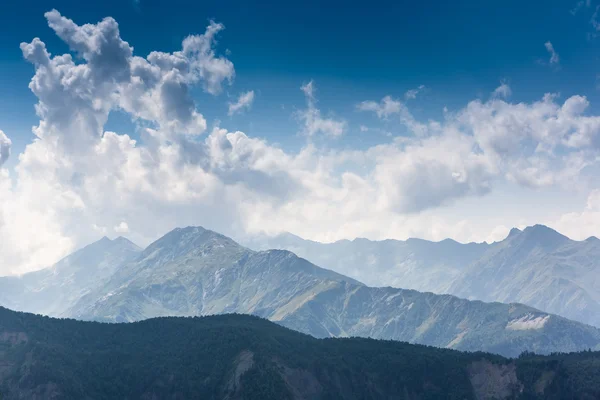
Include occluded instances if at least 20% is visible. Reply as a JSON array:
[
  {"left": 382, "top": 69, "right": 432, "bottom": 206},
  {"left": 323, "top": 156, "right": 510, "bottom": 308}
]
[{"left": 0, "top": 306, "right": 599, "bottom": 400}]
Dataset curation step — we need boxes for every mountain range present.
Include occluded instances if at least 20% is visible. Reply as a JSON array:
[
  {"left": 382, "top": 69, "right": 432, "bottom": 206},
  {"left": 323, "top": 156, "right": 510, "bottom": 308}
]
[
  {"left": 1, "top": 306, "right": 600, "bottom": 400},
  {"left": 243, "top": 225, "right": 600, "bottom": 328},
  {"left": 2, "top": 226, "right": 600, "bottom": 358}
]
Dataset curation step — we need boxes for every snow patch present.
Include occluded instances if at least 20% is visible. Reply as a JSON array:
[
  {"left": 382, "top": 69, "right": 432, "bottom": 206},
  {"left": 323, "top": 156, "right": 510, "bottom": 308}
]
[
  {"left": 386, "top": 292, "right": 402, "bottom": 303},
  {"left": 506, "top": 314, "right": 550, "bottom": 330}
]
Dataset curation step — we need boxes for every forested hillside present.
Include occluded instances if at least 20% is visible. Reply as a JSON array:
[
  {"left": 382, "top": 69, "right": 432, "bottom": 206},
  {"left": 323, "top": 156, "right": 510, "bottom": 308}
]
[{"left": 0, "top": 306, "right": 599, "bottom": 399}]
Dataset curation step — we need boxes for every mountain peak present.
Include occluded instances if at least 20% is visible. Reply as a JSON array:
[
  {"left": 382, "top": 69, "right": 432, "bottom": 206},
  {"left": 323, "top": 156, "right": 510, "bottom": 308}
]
[
  {"left": 523, "top": 224, "right": 564, "bottom": 236},
  {"left": 112, "top": 236, "right": 142, "bottom": 251},
  {"left": 507, "top": 227, "right": 522, "bottom": 239},
  {"left": 513, "top": 224, "right": 569, "bottom": 249},
  {"left": 141, "top": 225, "right": 240, "bottom": 261},
  {"left": 585, "top": 236, "right": 600, "bottom": 243}
]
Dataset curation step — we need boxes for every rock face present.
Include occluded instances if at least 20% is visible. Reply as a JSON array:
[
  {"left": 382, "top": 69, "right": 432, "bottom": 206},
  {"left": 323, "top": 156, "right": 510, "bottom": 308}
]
[
  {"left": 243, "top": 225, "right": 600, "bottom": 328},
  {"left": 0, "top": 236, "right": 141, "bottom": 317},
  {"left": 67, "top": 226, "right": 600, "bottom": 357},
  {"left": 1, "top": 307, "right": 600, "bottom": 400}
]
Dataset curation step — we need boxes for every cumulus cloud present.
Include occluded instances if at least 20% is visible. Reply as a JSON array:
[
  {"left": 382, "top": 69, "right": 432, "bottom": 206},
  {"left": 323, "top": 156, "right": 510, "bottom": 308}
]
[
  {"left": 297, "top": 81, "right": 346, "bottom": 137},
  {"left": 544, "top": 41, "right": 560, "bottom": 65},
  {"left": 3, "top": 10, "right": 600, "bottom": 275},
  {"left": 228, "top": 90, "right": 255, "bottom": 116},
  {"left": 0, "top": 130, "right": 11, "bottom": 167},
  {"left": 553, "top": 189, "right": 600, "bottom": 240}
]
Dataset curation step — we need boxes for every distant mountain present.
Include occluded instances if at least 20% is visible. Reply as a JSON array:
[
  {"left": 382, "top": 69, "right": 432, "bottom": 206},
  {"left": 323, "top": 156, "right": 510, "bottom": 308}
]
[
  {"left": 243, "top": 225, "right": 600, "bottom": 328},
  {"left": 1, "top": 306, "right": 600, "bottom": 400},
  {"left": 239, "top": 232, "right": 490, "bottom": 292},
  {"left": 0, "top": 236, "right": 141, "bottom": 316},
  {"left": 68, "top": 227, "right": 600, "bottom": 357},
  {"left": 448, "top": 224, "right": 600, "bottom": 328}
]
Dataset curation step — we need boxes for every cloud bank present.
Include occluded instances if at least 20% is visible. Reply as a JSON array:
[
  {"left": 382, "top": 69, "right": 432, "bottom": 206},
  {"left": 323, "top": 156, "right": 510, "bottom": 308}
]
[{"left": 1, "top": 11, "right": 600, "bottom": 275}]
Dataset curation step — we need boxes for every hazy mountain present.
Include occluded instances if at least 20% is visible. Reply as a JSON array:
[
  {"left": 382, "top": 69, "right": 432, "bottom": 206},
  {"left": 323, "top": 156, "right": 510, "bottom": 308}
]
[
  {"left": 67, "top": 227, "right": 361, "bottom": 322},
  {"left": 0, "top": 236, "right": 141, "bottom": 316},
  {"left": 243, "top": 225, "right": 600, "bottom": 328},
  {"left": 239, "top": 232, "right": 490, "bottom": 293},
  {"left": 2, "top": 306, "right": 600, "bottom": 400},
  {"left": 68, "top": 226, "right": 600, "bottom": 357},
  {"left": 448, "top": 224, "right": 600, "bottom": 328}
]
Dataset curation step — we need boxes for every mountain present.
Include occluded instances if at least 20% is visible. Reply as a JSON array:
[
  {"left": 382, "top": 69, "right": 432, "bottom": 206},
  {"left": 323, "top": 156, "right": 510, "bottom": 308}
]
[
  {"left": 67, "top": 226, "right": 600, "bottom": 357},
  {"left": 448, "top": 224, "right": 600, "bottom": 328},
  {"left": 0, "top": 236, "right": 141, "bottom": 317},
  {"left": 1, "top": 307, "right": 600, "bottom": 400},
  {"left": 243, "top": 225, "right": 600, "bottom": 328},
  {"left": 239, "top": 232, "right": 490, "bottom": 293}
]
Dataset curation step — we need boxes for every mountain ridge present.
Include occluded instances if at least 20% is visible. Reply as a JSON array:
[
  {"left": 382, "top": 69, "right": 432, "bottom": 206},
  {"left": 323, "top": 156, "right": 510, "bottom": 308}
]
[
  {"left": 244, "top": 224, "right": 600, "bottom": 328},
  {"left": 63, "top": 226, "right": 600, "bottom": 357}
]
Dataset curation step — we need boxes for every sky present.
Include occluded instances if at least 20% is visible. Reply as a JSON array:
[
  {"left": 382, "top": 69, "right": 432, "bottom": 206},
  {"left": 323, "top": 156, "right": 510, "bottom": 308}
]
[{"left": 2, "top": 0, "right": 600, "bottom": 275}]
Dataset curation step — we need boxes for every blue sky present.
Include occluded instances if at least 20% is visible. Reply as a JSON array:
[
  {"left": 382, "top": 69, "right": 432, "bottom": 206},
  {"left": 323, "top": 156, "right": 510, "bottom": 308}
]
[
  {"left": 2, "top": 0, "right": 600, "bottom": 274},
  {"left": 3, "top": 0, "right": 600, "bottom": 161}
]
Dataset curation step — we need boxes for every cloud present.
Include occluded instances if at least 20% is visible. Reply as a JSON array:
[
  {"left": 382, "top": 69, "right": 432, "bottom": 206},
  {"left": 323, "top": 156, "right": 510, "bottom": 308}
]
[
  {"left": 553, "top": 189, "right": 600, "bottom": 240},
  {"left": 114, "top": 221, "right": 130, "bottom": 233},
  {"left": 228, "top": 90, "right": 255, "bottom": 116},
  {"left": 357, "top": 96, "right": 403, "bottom": 119},
  {"left": 492, "top": 83, "right": 512, "bottom": 99},
  {"left": 3, "top": 11, "right": 600, "bottom": 275},
  {"left": 544, "top": 41, "right": 560, "bottom": 65},
  {"left": 404, "top": 85, "right": 425, "bottom": 100},
  {"left": 297, "top": 80, "right": 346, "bottom": 137},
  {"left": 0, "top": 130, "right": 11, "bottom": 167},
  {"left": 591, "top": 5, "right": 600, "bottom": 33},
  {"left": 571, "top": 0, "right": 591, "bottom": 15}
]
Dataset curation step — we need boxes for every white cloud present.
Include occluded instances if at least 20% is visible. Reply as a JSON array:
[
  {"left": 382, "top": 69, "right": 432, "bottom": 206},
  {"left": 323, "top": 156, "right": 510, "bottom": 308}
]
[
  {"left": 492, "top": 83, "right": 512, "bottom": 99},
  {"left": 553, "top": 189, "right": 600, "bottom": 240},
  {"left": 3, "top": 11, "right": 600, "bottom": 275},
  {"left": 360, "top": 125, "right": 369, "bottom": 132},
  {"left": 0, "top": 130, "right": 11, "bottom": 167},
  {"left": 544, "top": 41, "right": 560, "bottom": 65},
  {"left": 297, "top": 80, "right": 346, "bottom": 137},
  {"left": 405, "top": 85, "right": 425, "bottom": 100},
  {"left": 357, "top": 96, "right": 403, "bottom": 119},
  {"left": 228, "top": 90, "right": 255, "bottom": 116},
  {"left": 114, "top": 221, "right": 130, "bottom": 233}
]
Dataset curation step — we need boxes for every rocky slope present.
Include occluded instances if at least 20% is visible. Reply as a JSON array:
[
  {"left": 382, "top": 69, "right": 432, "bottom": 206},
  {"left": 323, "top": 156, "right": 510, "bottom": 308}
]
[{"left": 1, "top": 307, "right": 600, "bottom": 400}]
